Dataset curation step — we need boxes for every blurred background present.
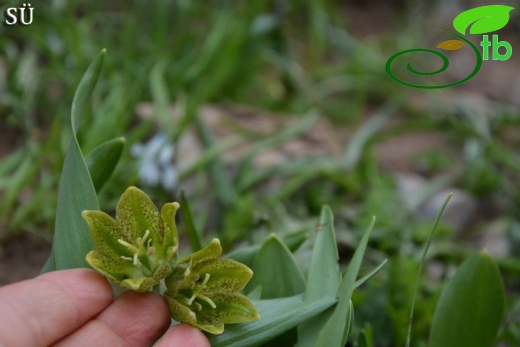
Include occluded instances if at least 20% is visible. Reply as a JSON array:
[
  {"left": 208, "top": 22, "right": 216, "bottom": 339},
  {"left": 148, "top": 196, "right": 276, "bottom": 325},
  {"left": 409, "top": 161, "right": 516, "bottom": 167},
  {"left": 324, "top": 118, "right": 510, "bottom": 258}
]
[{"left": 0, "top": 0, "right": 519, "bottom": 345}]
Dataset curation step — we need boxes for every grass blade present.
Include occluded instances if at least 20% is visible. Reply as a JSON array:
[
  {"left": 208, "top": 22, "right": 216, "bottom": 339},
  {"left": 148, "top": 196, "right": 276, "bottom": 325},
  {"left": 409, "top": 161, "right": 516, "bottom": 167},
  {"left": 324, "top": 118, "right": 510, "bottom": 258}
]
[
  {"left": 179, "top": 191, "right": 203, "bottom": 252},
  {"left": 405, "top": 193, "right": 452, "bottom": 347},
  {"left": 354, "top": 258, "right": 388, "bottom": 289}
]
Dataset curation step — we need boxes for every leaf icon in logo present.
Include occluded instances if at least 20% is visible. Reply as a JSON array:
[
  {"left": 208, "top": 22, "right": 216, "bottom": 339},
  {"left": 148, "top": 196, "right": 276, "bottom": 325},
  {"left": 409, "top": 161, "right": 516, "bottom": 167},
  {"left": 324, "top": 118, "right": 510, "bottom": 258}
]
[
  {"left": 453, "top": 5, "right": 515, "bottom": 35},
  {"left": 437, "top": 40, "right": 465, "bottom": 51}
]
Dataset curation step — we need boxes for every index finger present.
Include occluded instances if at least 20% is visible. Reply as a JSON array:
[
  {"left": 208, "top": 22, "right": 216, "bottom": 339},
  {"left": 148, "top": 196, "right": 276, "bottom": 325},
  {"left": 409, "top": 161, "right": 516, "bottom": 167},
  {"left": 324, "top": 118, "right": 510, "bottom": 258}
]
[{"left": 0, "top": 269, "right": 113, "bottom": 347}]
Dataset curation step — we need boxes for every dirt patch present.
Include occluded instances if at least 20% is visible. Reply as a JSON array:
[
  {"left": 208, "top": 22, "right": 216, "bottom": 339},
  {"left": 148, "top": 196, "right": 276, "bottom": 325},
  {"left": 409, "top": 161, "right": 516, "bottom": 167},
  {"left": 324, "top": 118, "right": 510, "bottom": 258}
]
[{"left": 0, "top": 235, "right": 51, "bottom": 285}]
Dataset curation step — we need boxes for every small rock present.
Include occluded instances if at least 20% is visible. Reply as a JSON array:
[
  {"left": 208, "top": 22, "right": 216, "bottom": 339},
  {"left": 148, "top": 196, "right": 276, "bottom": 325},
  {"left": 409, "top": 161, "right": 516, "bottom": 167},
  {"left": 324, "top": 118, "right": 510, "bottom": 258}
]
[{"left": 418, "top": 189, "right": 478, "bottom": 235}]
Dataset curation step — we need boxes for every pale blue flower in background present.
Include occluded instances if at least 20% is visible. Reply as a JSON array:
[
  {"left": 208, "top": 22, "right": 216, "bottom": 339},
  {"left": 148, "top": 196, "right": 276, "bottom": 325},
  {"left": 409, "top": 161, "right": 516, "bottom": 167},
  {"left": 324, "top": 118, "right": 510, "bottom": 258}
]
[{"left": 131, "top": 133, "right": 178, "bottom": 191}]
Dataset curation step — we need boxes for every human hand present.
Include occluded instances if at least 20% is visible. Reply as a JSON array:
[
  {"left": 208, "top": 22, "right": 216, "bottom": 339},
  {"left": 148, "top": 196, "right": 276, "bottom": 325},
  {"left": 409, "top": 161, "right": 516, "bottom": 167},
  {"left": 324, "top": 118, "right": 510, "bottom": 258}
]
[{"left": 0, "top": 269, "right": 210, "bottom": 347}]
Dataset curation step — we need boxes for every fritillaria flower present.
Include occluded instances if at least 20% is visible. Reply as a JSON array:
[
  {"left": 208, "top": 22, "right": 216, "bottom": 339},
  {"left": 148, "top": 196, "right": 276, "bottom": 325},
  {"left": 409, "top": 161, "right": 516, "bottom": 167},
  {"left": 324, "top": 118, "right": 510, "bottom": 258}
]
[
  {"left": 83, "top": 186, "right": 258, "bottom": 334},
  {"left": 164, "top": 239, "right": 259, "bottom": 334},
  {"left": 82, "top": 186, "right": 179, "bottom": 293}
]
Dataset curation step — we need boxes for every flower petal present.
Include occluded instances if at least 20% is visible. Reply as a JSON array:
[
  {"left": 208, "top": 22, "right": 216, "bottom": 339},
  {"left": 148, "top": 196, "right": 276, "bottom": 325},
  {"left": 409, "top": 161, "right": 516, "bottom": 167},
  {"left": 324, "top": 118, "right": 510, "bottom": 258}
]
[
  {"left": 193, "top": 293, "right": 259, "bottom": 334},
  {"left": 120, "top": 277, "right": 159, "bottom": 293},
  {"left": 179, "top": 238, "right": 222, "bottom": 264},
  {"left": 161, "top": 202, "right": 180, "bottom": 250},
  {"left": 115, "top": 186, "right": 166, "bottom": 242},
  {"left": 86, "top": 250, "right": 145, "bottom": 283},
  {"left": 210, "top": 293, "right": 260, "bottom": 324},
  {"left": 164, "top": 294, "right": 198, "bottom": 326},
  {"left": 193, "top": 258, "right": 253, "bottom": 293},
  {"left": 82, "top": 210, "right": 128, "bottom": 256},
  {"left": 194, "top": 314, "right": 225, "bottom": 335}
]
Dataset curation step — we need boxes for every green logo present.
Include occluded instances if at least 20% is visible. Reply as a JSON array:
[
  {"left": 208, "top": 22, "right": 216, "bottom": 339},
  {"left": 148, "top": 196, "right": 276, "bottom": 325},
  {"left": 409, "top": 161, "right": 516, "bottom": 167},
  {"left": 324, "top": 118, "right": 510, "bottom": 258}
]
[{"left": 386, "top": 5, "right": 514, "bottom": 89}]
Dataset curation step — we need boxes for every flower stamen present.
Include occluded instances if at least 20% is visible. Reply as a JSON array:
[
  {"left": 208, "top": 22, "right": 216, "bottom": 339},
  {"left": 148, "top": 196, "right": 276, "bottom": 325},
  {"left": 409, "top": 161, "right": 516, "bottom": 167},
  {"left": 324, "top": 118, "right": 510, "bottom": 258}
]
[
  {"left": 117, "top": 229, "right": 156, "bottom": 269},
  {"left": 187, "top": 274, "right": 216, "bottom": 308},
  {"left": 133, "top": 252, "right": 142, "bottom": 267},
  {"left": 196, "top": 293, "right": 217, "bottom": 309},
  {"left": 118, "top": 239, "right": 139, "bottom": 253}
]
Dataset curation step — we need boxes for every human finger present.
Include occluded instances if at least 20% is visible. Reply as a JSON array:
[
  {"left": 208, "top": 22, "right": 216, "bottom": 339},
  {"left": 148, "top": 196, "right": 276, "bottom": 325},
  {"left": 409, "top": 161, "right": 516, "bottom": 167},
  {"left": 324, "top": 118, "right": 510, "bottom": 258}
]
[
  {"left": 0, "top": 269, "right": 113, "bottom": 347},
  {"left": 54, "top": 291, "right": 170, "bottom": 346},
  {"left": 155, "top": 324, "right": 210, "bottom": 347}
]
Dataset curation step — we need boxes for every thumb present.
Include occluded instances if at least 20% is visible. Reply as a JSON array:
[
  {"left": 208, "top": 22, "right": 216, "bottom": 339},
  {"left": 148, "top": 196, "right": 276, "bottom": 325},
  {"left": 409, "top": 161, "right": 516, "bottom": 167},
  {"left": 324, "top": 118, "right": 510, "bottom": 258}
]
[{"left": 155, "top": 324, "right": 210, "bottom": 347}]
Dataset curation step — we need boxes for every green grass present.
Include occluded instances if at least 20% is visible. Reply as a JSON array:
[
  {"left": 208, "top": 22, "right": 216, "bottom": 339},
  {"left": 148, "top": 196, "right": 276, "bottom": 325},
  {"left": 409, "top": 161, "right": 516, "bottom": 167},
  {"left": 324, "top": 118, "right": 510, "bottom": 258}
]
[{"left": 1, "top": 1, "right": 519, "bottom": 345}]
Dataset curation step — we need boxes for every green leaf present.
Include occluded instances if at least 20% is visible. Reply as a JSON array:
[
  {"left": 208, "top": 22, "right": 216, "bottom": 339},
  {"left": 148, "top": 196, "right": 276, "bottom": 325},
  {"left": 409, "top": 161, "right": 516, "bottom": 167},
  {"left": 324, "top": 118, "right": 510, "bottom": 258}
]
[
  {"left": 53, "top": 49, "right": 106, "bottom": 270},
  {"left": 40, "top": 248, "right": 55, "bottom": 274},
  {"left": 304, "top": 206, "right": 341, "bottom": 301},
  {"left": 71, "top": 49, "right": 107, "bottom": 133},
  {"left": 313, "top": 216, "right": 376, "bottom": 347},
  {"left": 358, "top": 323, "right": 374, "bottom": 347},
  {"left": 85, "top": 137, "right": 125, "bottom": 192},
  {"left": 244, "top": 235, "right": 306, "bottom": 346},
  {"left": 226, "top": 230, "right": 308, "bottom": 267},
  {"left": 246, "top": 234, "right": 306, "bottom": 299},
  {"left": 297, "top": 206, "right": 341, "bottom": 347},
  {"left": 453, "top": 5, "right": 515, "bottom": 35},
  {"left": 209, "top": 295, "right": 336, "bottom": 347},
  {"left": 428, "top": 251, "right": 505, "bottom": 347},
  {"left": 354, "top": 258, "right": 388, "bottom": 289}
]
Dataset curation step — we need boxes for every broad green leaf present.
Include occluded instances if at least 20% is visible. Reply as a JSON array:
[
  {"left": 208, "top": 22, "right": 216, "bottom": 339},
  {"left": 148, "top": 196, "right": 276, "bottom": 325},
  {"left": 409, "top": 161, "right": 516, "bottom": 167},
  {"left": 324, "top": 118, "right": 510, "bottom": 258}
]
[
  {"left": 304, "top": 206, "right": 341, "bottom": 301},
  {"left": 337, "top": 299, "right": 355, "bottom": 346},
  {"left": 40, "top": 248, "right": 55, "bottom": 274},
  {"left": 453, "top": 5, "right": 515, "bottom": 35},
  {"left": 297, "top": 206, "right": 341, "bottom": 347},
  {"left": 244, "top": 235, "right": 306, "bottom": 346},
  {"left": 226, "top": 230, "right": 308, "bottom": 267},
  {"left": 54, "top": 139, "right": 99, "bottom": 269},
  {"left": 428, "top": 251, "right": 505, "bottom": 347},
  {"left": 246, "top": 234, "right": 306, "bottom": 299},
  {"left": 209, "top": 295, "right": 336, "bottom": 347},
  {"left": 436, "top": 40, "right": 465, "bottom": 51},
  {"left": 314, "top": 217, "right": 376, "bottom": 347},
  {"left": 53, "top": 50, "right": 105, "bottom": 270},
  {"left": 71, "top": 49, "right": 107, "bottom": 133},
  {"left": 85, "top": 137, "right": 125, "bottom": 192}
]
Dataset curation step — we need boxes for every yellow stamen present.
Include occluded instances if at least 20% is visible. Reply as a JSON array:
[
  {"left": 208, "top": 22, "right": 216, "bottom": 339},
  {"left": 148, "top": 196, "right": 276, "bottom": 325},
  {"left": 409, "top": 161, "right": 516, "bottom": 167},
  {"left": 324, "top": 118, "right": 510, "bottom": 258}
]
[
  {"left": 187, "top": 274, "right": 215, "bottom": 308},
  {"left": 118, "top": 239, "right": 138, "bottom": 253},
  {"left": 196, "top": 293, "right": 217, "bottom": 309}
]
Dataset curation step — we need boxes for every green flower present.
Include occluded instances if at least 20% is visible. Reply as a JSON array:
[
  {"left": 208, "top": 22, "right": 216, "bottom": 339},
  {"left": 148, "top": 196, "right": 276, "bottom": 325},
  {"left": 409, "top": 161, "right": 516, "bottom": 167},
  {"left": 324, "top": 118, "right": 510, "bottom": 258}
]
[
  {"left": 164, "top": 238, "right": 259, "bottom": 334},
  {"left": 82, "top": 186, "right": 179, "bottom": 293}
]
